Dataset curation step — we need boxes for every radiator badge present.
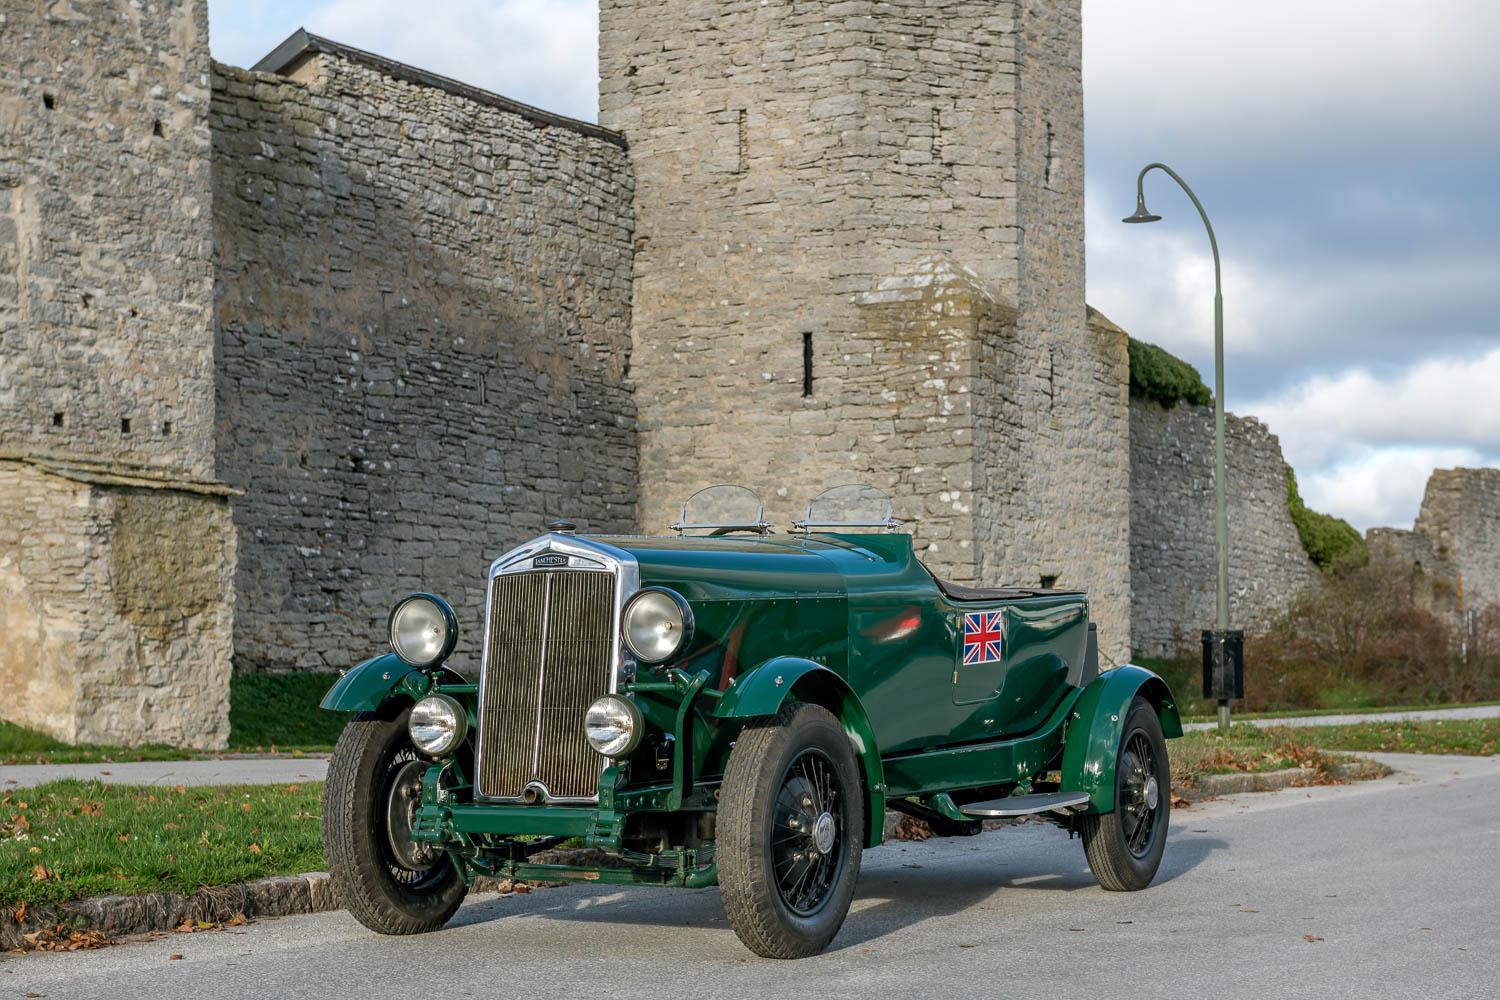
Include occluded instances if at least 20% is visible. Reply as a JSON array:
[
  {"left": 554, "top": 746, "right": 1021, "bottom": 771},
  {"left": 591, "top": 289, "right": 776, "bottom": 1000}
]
[{"left": 533, "top": 554, "right": 568, "bottom": 568}]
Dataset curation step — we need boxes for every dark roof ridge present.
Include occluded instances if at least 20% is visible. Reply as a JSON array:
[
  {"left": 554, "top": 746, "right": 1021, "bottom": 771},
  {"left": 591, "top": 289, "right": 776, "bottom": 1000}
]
[{"left": 250, "top": 28, "right": 625, "bottom": 148}]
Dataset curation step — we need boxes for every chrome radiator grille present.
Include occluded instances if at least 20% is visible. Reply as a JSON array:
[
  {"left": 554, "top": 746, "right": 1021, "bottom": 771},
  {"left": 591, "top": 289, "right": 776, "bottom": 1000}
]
[{"left": 476, "top": 570, "right": 616, "bottom": 800}]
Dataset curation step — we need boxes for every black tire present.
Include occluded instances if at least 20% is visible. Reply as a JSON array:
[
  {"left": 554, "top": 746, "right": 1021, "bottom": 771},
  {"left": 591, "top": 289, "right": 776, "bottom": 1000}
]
[
  {"left": 718, "top": 702, "right": 865, "bottom": 959},
  {"left": 1079, "top": 696, "right": 1170, "bottom": 891},
  {"left": 323, "top": 708, "right": 467, "bottom": 934}
]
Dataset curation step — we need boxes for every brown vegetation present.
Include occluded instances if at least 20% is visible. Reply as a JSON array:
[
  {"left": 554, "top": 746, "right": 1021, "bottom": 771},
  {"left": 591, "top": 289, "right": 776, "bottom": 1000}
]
[{"left": 1151, "top": 561, "right": 1500, "bottom": 714}]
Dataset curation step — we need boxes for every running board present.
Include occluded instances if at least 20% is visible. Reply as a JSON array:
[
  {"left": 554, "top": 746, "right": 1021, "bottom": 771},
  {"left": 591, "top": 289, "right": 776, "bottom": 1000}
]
[{"left": 959, "top": 792, "right": 1091, "bottom": 818}]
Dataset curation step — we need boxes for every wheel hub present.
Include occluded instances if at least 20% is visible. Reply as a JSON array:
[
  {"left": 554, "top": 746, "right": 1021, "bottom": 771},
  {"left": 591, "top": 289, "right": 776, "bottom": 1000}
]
[
  {"left": 385, "top": 758, "right": 440, "bottom": 872},
  {"left": 812, "top": 811, "right": 836, "bottom": 855},
  {"left": 1143, "top": 774, "right": 1159, "bottom": 810}
]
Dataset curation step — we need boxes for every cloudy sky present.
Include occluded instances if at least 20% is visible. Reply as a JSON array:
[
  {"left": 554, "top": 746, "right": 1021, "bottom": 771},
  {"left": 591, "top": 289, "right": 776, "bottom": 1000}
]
[{"left": 209, "top": 1, "right": 1500, "bottom": 533}]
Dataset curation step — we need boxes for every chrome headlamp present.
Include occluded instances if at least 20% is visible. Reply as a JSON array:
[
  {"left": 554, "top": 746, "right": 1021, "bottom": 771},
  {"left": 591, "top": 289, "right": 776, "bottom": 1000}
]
[
  {"left": 408, "top": 693, "right": 468, "bottom": 756},
  {"left": 388, "top": 593, "right": 458, "bottom": 669},
  {"left": 584, "top": 694, "right": 644, "bottom": 758},
  {"left": 621, "top": 587, "right": 694, "bottom": 664}
]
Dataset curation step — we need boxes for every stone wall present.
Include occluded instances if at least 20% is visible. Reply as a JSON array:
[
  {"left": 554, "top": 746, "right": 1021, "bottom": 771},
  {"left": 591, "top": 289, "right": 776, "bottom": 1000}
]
[
  {"left": 1129, "top": 398, "right": 1321, "bottom": 657},
  {"left": 0, "top": 460, "right": 234, "bottom": 748},
  {"left": 600, "top": 0, "right": 1131, "bottom": 660},
  {"left": 1370, "top": 467, "right": 1500, "bottom": 615},
  {"left": 0, "top": 0, "right": 217, "bottom": 478},
  {"left": 211, "top": 54, "right": 637, "bottom": 673}
]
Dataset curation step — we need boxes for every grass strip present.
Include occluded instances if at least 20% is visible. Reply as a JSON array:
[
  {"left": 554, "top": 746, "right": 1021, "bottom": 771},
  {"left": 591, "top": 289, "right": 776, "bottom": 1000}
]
[
  {"left": 1180, "top": 700, "right": 1500, "bottom": 723},
  {"left": 227, "top": 673, "right": 345, "bottom": 750},
  {"left": 0, "top": 721, "right": 199, "bottom": 767},
  {"left": 1167, "top": 726, "right": 1351, "bottom": 785},
  {"left": 1291, "top": 716, "right": 1499, "bottom": 756},
  {"left": 2, "top": 780, "right": 324, "bottom": 910}
]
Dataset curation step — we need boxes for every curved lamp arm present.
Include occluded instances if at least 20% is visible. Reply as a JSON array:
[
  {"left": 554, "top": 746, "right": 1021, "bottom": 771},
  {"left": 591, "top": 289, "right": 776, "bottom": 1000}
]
[{"left": 1130, "top": 162, "right": 1221, "bottom": 298}]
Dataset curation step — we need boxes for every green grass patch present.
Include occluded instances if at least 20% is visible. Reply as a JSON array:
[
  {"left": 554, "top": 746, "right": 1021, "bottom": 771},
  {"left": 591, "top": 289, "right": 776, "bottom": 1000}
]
[
  {"left": 1127, "top": 337, "right": 1212, "bottom": 409},
  {"left": 1181, "top": 700, "right": 1500, "bottom": 723},
  {"left": 1167, "top": 717, "right": 1498, "bottom": 787},
  {"left": 227, "top": 672, "right": 344, "bottom": 751},
  {"left": 1168, "top": 725, "right": 1351, "bottom": 784},
  {"left": 0, "top": 720, "right": 197, "bottom": 767},
  {"left": 1293, "top": 717, "right": 1499, "bottom": 756},
  {"left": 2, "top": 780, "right": 325, "bottom": 909}
]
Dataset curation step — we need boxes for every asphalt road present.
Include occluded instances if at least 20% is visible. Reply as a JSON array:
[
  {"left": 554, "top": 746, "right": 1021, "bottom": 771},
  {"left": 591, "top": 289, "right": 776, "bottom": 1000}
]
[{"left": 7, "top": 752, "right": 1498, "bottom": 1000}]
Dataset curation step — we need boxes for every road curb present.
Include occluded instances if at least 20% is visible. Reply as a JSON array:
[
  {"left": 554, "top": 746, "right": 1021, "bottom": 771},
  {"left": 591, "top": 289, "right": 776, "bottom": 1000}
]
[
  {"left": 1, "top": 858, "right": 603, "bottom": 952},
  {"left": 1, "top": 871, "right": 340, "bottom": 951},
  {"left": 1186, "top": 758, "right": 1391, "bottom": 799}
]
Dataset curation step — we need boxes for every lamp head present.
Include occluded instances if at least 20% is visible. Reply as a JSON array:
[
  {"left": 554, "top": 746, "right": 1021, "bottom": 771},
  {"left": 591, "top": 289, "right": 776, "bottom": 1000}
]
[{"left": 1123, "top": 192, "right": 1161, "bottom": 224}]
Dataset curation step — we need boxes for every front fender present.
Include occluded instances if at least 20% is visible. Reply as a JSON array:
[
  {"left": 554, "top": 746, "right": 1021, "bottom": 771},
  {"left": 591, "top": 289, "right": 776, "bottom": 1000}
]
[
  {"left": 320, "top": 653, "right": 422, "bottom": 713},
  {"left": 1061, "top": 664, "right": 1182, "bottom": 814},
  {"left": 713, "top": 657, "right": 887, "bottom": 849}
]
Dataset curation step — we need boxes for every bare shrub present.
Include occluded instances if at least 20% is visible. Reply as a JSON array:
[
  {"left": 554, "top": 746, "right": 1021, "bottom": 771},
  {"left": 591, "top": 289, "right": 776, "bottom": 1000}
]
[{"left": 1244, "top": 560, "right": 1499, "bottom": 710}]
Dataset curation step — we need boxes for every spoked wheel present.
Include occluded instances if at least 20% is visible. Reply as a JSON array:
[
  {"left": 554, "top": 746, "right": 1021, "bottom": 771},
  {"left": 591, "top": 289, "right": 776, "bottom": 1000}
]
[
  {"left": 324, "top": 708, "right": 467, "bottom": 934},
  {"left": 771, "top": 749, "right": 845, "bottom": 916},
  {"left": 1080, "top": 696, "right": 1170, "bottom": 891},
  {"left": 719, "top": 703, "right": 865, "bottom": 959}
]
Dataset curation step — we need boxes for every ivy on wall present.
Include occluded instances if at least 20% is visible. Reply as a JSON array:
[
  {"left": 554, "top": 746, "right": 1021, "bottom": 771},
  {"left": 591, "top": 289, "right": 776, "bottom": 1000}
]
[
  {"left": 1127, "top": 337, "right": 1212, "bottom": 409},
  {"left": 1285, "top": 463, "right": 1368, "bottom": 568}
]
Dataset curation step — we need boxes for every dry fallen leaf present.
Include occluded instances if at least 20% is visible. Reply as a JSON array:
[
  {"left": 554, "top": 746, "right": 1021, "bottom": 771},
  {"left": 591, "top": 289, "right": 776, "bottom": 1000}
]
[
  {"left": 247, "top": 843, "right": 261, "bottom": 855},
  {"left": 169, "top": 954, "right": 184, "bottom": 961},
  {"left": 225, "top": 913, "right": 248, "bottom": 927},
  {"left": 1303, "top": 934, "right": 1324, "bottom": 942}
]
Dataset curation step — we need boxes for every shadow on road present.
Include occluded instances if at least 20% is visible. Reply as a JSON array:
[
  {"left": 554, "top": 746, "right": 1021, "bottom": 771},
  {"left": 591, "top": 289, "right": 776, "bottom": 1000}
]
[{"left": 436, "top": 827, "right": 1228, "bottom": 952}]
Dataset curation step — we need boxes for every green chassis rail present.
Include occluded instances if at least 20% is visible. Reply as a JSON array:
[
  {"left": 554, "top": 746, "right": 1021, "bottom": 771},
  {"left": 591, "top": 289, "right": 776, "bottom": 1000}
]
[{"left": 403, "top": 663, "right": 1179, "bottom": 889}]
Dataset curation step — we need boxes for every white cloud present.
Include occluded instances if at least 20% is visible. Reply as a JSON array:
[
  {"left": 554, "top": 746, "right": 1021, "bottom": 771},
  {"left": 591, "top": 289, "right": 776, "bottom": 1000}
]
[
  {"left": 1235, "top": 348, "right": 1500, "bottom": 530},
  {"left": 1299, "top": 446, "right": 1489, "bottom": 533},
  {"left": 1249, "top": 347, "right": 1500, "bottom": 467}
]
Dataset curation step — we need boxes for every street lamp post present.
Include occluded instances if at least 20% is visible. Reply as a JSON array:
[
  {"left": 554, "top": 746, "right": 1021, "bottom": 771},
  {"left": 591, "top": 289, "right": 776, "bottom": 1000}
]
[{"left": 1124, "top": 163, "right": 1241, "bottom": 730}]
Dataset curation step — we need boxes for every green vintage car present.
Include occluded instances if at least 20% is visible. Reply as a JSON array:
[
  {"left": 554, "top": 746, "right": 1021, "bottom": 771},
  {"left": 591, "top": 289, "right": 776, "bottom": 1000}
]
[{"left": 320, "top": 485, "right": 1181, "bottom": 958}]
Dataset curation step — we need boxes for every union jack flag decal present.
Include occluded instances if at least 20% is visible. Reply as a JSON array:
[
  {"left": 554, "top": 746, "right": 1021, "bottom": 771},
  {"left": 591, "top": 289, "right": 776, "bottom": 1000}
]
[{"left": 962, "top": 610, "right": 1004, "bottom": 665}]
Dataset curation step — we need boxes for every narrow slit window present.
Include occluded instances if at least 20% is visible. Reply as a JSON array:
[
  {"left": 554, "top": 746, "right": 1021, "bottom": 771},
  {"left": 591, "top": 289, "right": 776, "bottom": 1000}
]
[
  {"left": 162, "top": 420, "right": 172, "bottom": 436},
  {"left": 120, "top": 418, "right": 131, "bottom": 434},
  {"left": 51, "top": 412, "right": 64, "bottom": 428},
  {"left": 152, "top": 119, "right": 166, "bottom": 138},
  {"left": 1044, "top": 121, "right": 1059, "bottom": 188},
  {"left": 802, "top": 332, "right": 814, "bottom": 397},
  {"left": 737, "top": 109, "right": 748, "bottom": 174},
  {"left": 1040, "top": 574, "right": 1058, "bottom": 589},
  {"left": 42, "top": 93, "right": 55, "bottom": 110}
]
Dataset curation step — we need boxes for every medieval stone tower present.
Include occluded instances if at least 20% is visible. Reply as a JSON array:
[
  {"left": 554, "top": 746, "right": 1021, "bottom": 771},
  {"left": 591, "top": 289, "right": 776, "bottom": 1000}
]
[
  {"left": 0, "top": 0, "right": 237, "bottom": 746},
  {"left": 600, "top": 0, "right": 1130, "bottom": 658}
]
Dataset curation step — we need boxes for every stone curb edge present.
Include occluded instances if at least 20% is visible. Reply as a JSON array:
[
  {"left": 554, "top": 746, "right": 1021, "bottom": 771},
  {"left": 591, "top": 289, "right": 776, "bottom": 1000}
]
[
  {"left": 0, "top": 869, "right": 560, "bottom": 952},
  {"left": 1185, "top": 759, "right": 1389, "bottom": 798}
]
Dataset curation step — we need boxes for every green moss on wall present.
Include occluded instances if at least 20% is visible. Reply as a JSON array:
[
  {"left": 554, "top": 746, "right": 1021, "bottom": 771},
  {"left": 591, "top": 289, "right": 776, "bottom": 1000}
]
[
  {"left": 1285, "top": 463, "right": 1368, "bottom": 569},
  {"left": 1127, "top": 337, "right": 1213, "bottom": 409}
]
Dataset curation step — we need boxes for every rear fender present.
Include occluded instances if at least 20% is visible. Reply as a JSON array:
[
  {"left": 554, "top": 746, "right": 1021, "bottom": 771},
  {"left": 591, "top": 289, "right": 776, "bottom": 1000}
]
[
  {"left": 1060, "top": 664, "right": 1182, "bottom": 814},
  {"left": 713, "top": 656, "right": 887, "bottom": 848}
]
